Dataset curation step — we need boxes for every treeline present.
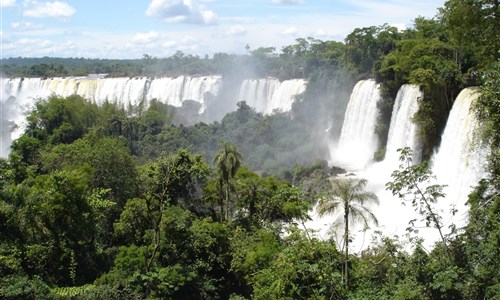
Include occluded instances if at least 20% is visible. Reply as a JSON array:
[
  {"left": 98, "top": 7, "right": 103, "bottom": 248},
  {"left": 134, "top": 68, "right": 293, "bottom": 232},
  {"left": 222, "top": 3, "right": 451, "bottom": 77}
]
[{"left": 1, "top": 40, "right": 344, "bottom": 80}]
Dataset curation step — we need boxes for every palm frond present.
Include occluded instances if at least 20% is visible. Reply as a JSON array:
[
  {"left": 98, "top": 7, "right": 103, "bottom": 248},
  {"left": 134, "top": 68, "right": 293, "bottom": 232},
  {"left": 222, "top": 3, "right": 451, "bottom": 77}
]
[
  {"left": 317, "top": 195, "right": 342, "bottom": 217},
  {"left": 323, "top": 177, "right": 379, "bottom": 227}
]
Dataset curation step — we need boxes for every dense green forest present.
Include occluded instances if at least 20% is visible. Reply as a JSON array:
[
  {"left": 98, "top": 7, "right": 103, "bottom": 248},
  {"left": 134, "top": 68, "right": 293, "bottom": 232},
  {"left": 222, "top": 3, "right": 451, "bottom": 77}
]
[{"left": 1, "top": 0, "right": 499, "bottom": 299}]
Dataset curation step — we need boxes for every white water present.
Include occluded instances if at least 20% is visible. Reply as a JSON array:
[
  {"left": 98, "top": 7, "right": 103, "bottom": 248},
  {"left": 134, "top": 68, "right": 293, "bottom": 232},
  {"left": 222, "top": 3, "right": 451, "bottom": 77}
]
[
  {"left": 430, "top": 87, "right": 489, "bottom": 230},
  {"left": 0, "top": 75, "right": 222, "bottom": 158},
  {"left": 384, "top": 84, "right": 423, "bottom": 166},
  {"left": 2, "top": 76, "right": 222, "bottom": 110},
  {"left": 0, "top": 76, "right": 306, "bottom": 158},
  {"left": 330, "top": 79, "right": 381, "bottom": 170},
  {"left": 146, "top": 76, "right": 222, "bottom": 112},
  {"left": 238, "top": 78, "right": 306, "bottom": 114},
  {"left": 308, "top": 83, "right": 489, "bottom": 252},
  {"left": 1, "top": 78, "right": 40, "bottom": 156}
]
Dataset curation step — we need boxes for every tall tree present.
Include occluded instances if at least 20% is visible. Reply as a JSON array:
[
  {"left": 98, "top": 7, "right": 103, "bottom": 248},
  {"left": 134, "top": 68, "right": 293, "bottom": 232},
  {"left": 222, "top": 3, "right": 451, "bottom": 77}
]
[
  {"left": 213, "top": 142, "right": 242, "bottom": 222},
  {"left": 439, "top": 0, "right": 500, "bottom": 71},
  {"left": 139, "top": 149, "right": 210, "bottom": 271},
  {"left": 317, "top": 177, "right": 379, "bottom": 289}
]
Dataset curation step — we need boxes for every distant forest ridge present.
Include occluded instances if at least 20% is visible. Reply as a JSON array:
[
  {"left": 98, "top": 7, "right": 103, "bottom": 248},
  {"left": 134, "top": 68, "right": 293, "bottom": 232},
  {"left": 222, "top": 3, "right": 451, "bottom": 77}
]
[{"left": 1, "top": 41, "right": 325, "bottom": 80}]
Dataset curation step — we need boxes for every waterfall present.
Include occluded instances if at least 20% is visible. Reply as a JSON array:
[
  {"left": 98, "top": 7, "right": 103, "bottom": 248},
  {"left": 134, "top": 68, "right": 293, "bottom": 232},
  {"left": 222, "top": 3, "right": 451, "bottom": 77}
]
[
  {"left": 1, "top": 78, "right": 16, "bottom": 158},
  {"left": 332, "top": 79, "right": 381, "bottom": 170},
  {"left": 0, "top": 75, "right": 223, "bottom": 157},
  {"left": 238, "top": 79, "right": 279, "bottom": 113},
  {"left": 1, "top": 78, "right": 41, "bottom": 157},
  {"left": 384, "top": 84, "right": 423, "bottom": 166},
  {"left": 312, "top": 80, "right": 421, "bottom": 250},
  {"left": 238, "top": 78, "right": 306, "bottom": 114},
  {"left": 2, "top": 76, "right": 221, "bottom": 109},
  {"left": 431, "top": 87, "right": 488, "bottom": 225},
  {"left": 146, "top": 76, "right": 221, "bottom": 112},
  {"left": 0, "top": 75, "right": 304, "bottom": 157},
  {"left": 269, "top": 79, "right": 306, "bottom": 113},
  {"left": 310, "top": 84, "right": 490, "bottom": 251}
]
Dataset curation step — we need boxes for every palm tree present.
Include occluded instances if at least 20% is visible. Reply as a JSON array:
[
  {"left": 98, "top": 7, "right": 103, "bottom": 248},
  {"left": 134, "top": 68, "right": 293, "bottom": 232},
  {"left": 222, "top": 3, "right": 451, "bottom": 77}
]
[
  {"left": 317, "top": 177, "right": 379, "bottom": 289},
  {"left": 213, "top": 142, "right": 242, "bottom": 222}
]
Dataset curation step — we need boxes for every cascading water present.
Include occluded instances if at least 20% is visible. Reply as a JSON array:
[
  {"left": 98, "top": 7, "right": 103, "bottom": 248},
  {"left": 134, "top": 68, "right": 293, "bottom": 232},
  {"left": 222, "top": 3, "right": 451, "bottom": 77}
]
[
  {"left": 147, "top": 76, "right": 222, "bottom": 112},
  {"left": 0, "top": 75, "right": 305, "bottom": 158},
  {"left": 309, "top": 83, "right": 489, "bottom": 251},
  {"left": 2, "top": 76, "right": 221, "bottom": 109},
  {"left": 238, "top": 79, "right": 279, "bottom": 113},
  {"left": 269, "top": 79, "right": 306, "bottom": 113},
  {"left": 1, "top": 78, "right": 18, "bottom": 158},
  {"left": 331, "top": 79, "right": 381, "bottom": 170},
  {"left": 353, "top": 84, "right": 423, "bottom": 248},
  {"left": 430, "top": 87, "right": 488, "bottom": 229},
  {"left": 238, "top": 78, "right": 306, "bottom": 114},
  {"left": 384, "top": 84, "right": 423, "bottom": 166},
  {"left": 1, "top": 78, "right": 41, "bottom": 157},
  {"left": 0, "top": 75, "right": 223, "bottom": 157}
]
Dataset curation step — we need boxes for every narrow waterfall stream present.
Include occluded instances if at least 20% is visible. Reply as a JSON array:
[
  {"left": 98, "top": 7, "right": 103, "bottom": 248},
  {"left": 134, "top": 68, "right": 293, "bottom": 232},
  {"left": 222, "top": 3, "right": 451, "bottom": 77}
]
[{"left": 330, "top": 79, "right": 381, "bottom": 170}]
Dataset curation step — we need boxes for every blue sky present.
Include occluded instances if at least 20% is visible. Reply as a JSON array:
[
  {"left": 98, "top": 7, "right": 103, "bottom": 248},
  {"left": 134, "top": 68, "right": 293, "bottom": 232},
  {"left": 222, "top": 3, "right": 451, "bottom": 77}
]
[{"left": 1, "top": 0, "right": 445, "bottom": 59}]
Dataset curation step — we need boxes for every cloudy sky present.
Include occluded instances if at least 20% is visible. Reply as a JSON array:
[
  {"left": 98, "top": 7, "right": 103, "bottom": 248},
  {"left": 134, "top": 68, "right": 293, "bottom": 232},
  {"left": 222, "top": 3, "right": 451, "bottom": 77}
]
[{"left": 1, "top": 0, "right": 445, "bottom": 59}]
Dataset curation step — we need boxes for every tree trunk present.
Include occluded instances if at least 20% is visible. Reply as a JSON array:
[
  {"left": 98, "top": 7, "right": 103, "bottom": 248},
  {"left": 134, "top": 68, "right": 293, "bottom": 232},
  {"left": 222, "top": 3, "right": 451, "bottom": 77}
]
[
  {"left": 147, "top": 194, "right": 165, "bottom": 272},
  {"left": 225, "top": 181, "right": 230, "bottom": 221},
  {"left": 217, "top": 180, "right": 225, "bottom": 222},
  {"left": 219, "top": 198, "right": 225, "bottom": 222},
  {"left": 344, "top": 202, "right": 349, "bottom": 289}
]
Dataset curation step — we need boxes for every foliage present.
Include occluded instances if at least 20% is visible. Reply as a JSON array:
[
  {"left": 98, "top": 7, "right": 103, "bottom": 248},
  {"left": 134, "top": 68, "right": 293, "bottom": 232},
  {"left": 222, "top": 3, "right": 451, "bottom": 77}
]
[
  {"left": 51, "top": 284, "right": 95, "bottom": 298},
  {"left": 461, "top": 181, "right": 500, "bottom": 299},
  {"left": 0, "top": 2, "right": 498, "bottom": 298},
  {"left": 375, "top": 24, "right": 461, "bottom": 157},
  {"left": 344, "top": 24, "right": 401, "bottom": 77},
  {"left": 439, "top": 0, "right": 500, "bottom": 71},
  {"left": 251, "top": 228, "right": 344, "bottom": 300},
  {"left": 350, "top": 236, "right": 431, "bottom": 300},
  {"left": 0, "top": 275, "right": 52, "bottom": 300},
  {"left": 386, "top": 147, "right": 450, "bottom": 251},
  {"left": 213, "top": 141, "right": 242, "bottom": 222},
  {"left": 318, "top": 177, "right": 379, "bottom": 289},
  {"left": 474, "top": 58, "right": 500, "bottom": 181}
]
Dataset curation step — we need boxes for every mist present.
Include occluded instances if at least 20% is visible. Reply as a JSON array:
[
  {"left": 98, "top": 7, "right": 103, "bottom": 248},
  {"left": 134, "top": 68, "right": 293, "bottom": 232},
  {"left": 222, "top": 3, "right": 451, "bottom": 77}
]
[{"left": 0, "top": 43, "right": 358, "bottom": 173}]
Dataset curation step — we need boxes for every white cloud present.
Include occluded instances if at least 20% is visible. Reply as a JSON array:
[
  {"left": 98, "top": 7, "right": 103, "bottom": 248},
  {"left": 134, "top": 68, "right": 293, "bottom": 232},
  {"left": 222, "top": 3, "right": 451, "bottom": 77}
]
[
  {"left": 175, "top": 36, "right": 199, "bottom": 51},
  {"left": 161, "top": 36, "right": 199, "bottom": 53},
  {"left": 146, "top": 0, "right": 217, "bottom": 25},
  {"left": 1, "top": 0, "right": 445, "bottom": 59},
  {"left": 10, "top": 21, "right": 44, "bottom": 31},
  {"left": 162, "top": 40, "right": 177, "bottom": 48},
  {"left": 311, "top": 29, "right": 334, "bottom": 39},
  {"left": 0, "top": 32, "right": 13, "bottom": 44},
  {"left": 391, "top": 23, "right": 407, "bottom": 31},
  {"left": 23, "top": 1, "right": 76, "bottom": 18},
  {"left": 281, "top": 26, "right": 299, "bottom": 36},
  {"left": 1, "top": 0, "right": 16, "bottom": 7},
  {"left": 17, "top": 38, "right": 51, "bottom": 47},
  {"left": 224, "top": 25, "right": 247, "bottom": 37},
  {"left": 2, "top": 37, "right": 84, "bottom": 57},
  {"left": 313, "top": 29, "right": 327, "bottom": 37},
  {"left": 125, "top": 31, "right": 201, "bottom": 57},
  {"left": 130, "top": 31, "right": 161, "bottom": 44},
  {"left": 272, "top": 0, "right": 303, "bottom": 4}
]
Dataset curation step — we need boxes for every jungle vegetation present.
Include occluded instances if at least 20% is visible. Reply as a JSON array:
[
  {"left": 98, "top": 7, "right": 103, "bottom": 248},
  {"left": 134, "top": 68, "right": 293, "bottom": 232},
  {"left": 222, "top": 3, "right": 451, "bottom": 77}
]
[{"left": 0, "top": 0, "right": 498, "bottom": 299}]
